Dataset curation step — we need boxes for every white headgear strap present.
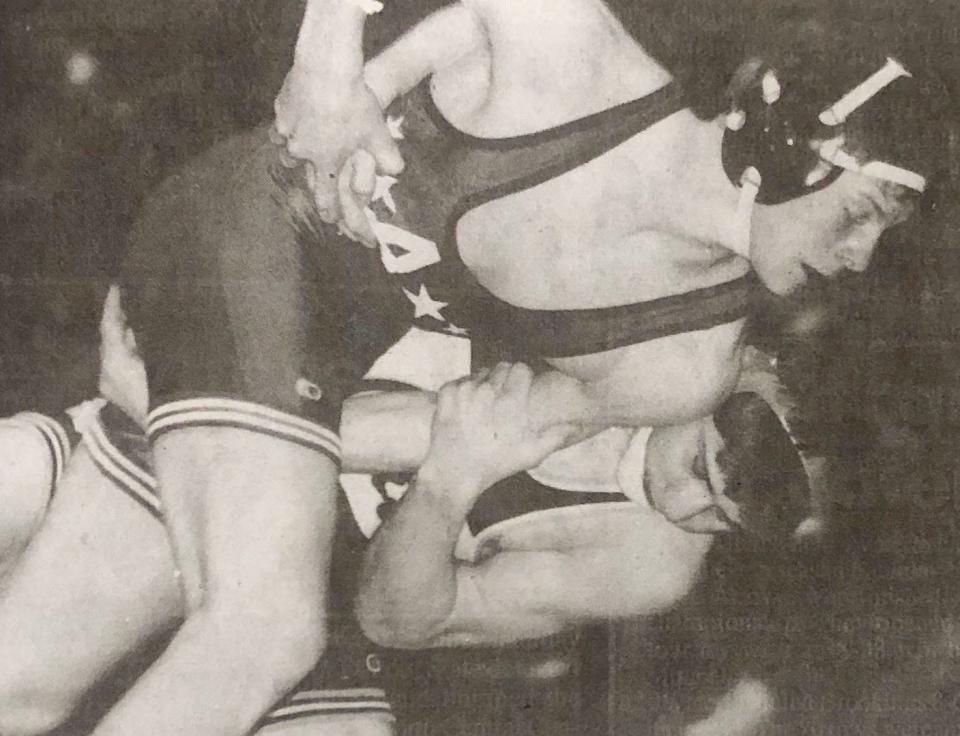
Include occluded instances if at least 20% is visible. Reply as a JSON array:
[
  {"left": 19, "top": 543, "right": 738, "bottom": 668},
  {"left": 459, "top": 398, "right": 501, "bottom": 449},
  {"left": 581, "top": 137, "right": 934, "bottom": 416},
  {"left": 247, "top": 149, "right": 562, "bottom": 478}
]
[
  {"left": 818, "top": 57, "right": 910, "bottom": 127},
  {"left": 817, "top": 136, "right": 927, "bottom": 192},
  {"left": 347, "top": 0, "right": 384, "bottom": 15}
]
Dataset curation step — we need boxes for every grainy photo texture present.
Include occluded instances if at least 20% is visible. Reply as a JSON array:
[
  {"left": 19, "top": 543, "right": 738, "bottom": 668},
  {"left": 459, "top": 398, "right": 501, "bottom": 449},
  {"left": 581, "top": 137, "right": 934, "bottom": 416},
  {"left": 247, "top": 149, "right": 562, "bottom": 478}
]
[{"left": 1, "top": 1, "right": 959, "bottom": 735}]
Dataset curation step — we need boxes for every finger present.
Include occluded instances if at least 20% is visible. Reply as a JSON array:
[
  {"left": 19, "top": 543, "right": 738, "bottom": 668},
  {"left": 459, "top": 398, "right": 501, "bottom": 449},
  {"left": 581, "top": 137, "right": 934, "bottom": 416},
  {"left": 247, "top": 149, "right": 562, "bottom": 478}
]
[
  {"left": 677, "top": 508, "right": 734, "bottom": 535},
  {"left": 486, "top": 362, "right": 513, "bottom": 393},
  {"left": 435, "top": 383, "right": 459, "bottom": 420},
  {"left": 714, "top": 494, "right": 744, "bottom": 528},
  {"left": 338, "top": 157, "right": 378, "bottom": 247},
  {"left": 268, "top": 122, "right": 288, "bottom": 146},
  {"left": 653, "top": 478, "right": 716, "bottom": 524},
  {"left": 272, "top": 91, "right": 292, "bottom": 138},
  {"left": 99, "top": 284, "right": 127, "bottom": 344},
  {"left": 535, "top": 423, "right": 579, "bottom": 456},
  {"left": 278, "top": 147, "right": 303, "bottom": 170},
  {"left": 283, "top": 133, "right": 312, "bottom": 162},
  {"left": 337, "top": 215, "right": 378, "bottom": 248},
  {"left": 367, "top": 124, "right": 405, "bottom": 176},
  {"left": 310, "top": 166, "right": 341, "bottom": 223},
  {"left": 351, "top": 149, "right": 377, "bottom": 201},
  {"left": 502, "top": 362, "right": 534, "bottom": 397},
  {"left": 702, "top": 418, "right": 729, "bottom": 500}
]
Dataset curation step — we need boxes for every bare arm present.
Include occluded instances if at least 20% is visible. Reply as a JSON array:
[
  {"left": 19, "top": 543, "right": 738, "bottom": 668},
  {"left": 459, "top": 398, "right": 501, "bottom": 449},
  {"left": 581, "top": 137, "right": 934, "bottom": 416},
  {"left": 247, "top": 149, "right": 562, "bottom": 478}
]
[
  {"left": 340, "top": 388, "right": 436, "bottom": 473},
  {"left": 339, "top": 328, "right": 741, "bottom": 475},
  {"left": 355, "top": 364, "right": 708, "bottom": 648},
  {"left": 274, "top": 0, "right": 402, "bottom": 220},
  {"left": 276, "top": 1, "right": 484, "bottom": 234},
  {"left": 292, "top": 0, "right": 367, "bottom": 75},
  {"left": 358, "top": 468, "right": 708, "bottom": 648},
  {"left": 363, "top": 2, "right": 486, "bottom": 108}
]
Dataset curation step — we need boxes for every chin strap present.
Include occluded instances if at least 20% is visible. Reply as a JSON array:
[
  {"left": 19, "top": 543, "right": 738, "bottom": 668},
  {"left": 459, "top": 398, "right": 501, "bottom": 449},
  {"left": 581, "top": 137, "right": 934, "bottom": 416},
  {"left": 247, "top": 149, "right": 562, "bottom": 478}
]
[
  {"left": 816, "top": 135, "right": 927, "bottom": 192},
  {"left": 815, "top": 57, "right": 927, "bottom": 192},
  {"left": 347, "top": 0, "right": 384, "bottom": 15},
  {"left": 734, "top": 166, "right": 761, "bottom": 254}
]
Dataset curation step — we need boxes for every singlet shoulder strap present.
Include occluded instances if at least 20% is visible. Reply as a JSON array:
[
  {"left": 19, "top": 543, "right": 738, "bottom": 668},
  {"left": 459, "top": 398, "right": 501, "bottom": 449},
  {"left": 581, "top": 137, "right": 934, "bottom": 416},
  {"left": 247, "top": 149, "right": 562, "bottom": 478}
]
[
  {"left": 420, "top": 80, "right": 689, "bottom": 212},
  {"left": 475, "top": 271, "right": 759, "bottom": 359}
]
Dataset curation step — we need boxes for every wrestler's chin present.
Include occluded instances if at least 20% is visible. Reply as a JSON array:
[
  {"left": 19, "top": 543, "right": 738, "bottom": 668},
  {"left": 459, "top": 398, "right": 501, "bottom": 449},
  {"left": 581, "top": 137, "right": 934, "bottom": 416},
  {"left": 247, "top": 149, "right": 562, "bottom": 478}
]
[{"left": 752, "top": 256, "right": 809, "bottom": 296}]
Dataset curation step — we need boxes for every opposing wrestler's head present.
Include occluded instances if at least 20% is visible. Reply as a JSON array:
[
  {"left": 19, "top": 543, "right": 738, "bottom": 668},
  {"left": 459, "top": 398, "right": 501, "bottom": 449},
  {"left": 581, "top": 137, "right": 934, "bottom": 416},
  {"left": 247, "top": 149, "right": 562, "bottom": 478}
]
[
  {"left": 719, "top": 41, "right": 949, "bottom": 294},
  {"left": 642, "top": 350, "right": 818, "bottom": 543}
]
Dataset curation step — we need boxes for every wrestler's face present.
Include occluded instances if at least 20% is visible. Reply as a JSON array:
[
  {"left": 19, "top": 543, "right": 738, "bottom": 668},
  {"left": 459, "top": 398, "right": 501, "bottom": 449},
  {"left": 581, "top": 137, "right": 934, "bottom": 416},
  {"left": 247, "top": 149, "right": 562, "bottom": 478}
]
[
  {"left": 751, "top": 171, "right": 914, "bottom": 294},
  {"left": 644, "top": 417, "right": 732, "bottom": 534}
]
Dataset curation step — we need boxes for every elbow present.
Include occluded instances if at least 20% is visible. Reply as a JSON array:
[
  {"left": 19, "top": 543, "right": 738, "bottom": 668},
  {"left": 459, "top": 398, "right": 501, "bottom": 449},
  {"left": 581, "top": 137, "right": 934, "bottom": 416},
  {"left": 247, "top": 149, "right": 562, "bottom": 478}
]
[
  {"left": 620, "top": 536, "right": 711, "bottom": 617},
  {"left": 355, "top": 591, "right": 443, "bottom": 650}
]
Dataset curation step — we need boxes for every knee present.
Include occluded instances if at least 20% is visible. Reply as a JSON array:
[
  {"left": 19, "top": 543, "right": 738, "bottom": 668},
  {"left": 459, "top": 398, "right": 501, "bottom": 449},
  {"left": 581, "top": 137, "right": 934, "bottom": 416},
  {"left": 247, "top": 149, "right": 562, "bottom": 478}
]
[
  {"left": 197, "top": 595, "right": 328, "bottom": 696},
  {"left": 244, "top": 606, "right": 328, "bottom": 704},
  {"left": 269, "top": 607, "right": 329, "bottom": 685}
]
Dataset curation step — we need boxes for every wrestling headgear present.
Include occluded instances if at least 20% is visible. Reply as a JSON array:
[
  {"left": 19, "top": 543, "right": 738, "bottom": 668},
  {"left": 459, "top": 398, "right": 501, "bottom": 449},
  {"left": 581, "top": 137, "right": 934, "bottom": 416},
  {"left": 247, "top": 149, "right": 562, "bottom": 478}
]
[{"left": 722, "top": 55, "right": 933, "bottom": 210}]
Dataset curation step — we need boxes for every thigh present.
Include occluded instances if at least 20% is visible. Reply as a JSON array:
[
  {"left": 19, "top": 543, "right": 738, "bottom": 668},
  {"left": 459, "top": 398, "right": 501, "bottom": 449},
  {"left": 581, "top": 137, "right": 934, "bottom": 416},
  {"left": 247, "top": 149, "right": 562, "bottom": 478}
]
[
  {"left": 0, "top": 444, "right": 181, "bottom": 703},
  {"left": 0, "top": 424, "right": 54, "bottom": 579}
]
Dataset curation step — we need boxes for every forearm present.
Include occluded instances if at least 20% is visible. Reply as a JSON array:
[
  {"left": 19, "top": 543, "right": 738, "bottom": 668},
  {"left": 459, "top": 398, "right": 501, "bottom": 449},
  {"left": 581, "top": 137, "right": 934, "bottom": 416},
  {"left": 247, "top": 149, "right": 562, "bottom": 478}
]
[
  {"left": 339, "top": 379, "right": 595, "bottom": 474},
  {"left": 339, "top": 360, "right": 723, "bottom": 476},
  {"left": 339, "top": 389, "right": 436, "bottom": 472},
  {"left": 357, "top": 467, "right": 472, "bottom": 648},
  {"left": 294, "top": 0, "right": 367, "bottom": 75}
]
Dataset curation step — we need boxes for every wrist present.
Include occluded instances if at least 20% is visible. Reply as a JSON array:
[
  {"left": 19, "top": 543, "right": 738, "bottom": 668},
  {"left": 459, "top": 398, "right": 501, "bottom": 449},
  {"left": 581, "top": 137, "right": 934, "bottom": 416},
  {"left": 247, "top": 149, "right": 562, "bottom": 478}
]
[
  {"left": 294, "top": 0, "right": 367, "bottom": 71},
  {"left": 362, "top": 57, "right": 397, "bottom": 110},
  {"left": 414, "top": 463, "right": 482, "bottom": 522}
]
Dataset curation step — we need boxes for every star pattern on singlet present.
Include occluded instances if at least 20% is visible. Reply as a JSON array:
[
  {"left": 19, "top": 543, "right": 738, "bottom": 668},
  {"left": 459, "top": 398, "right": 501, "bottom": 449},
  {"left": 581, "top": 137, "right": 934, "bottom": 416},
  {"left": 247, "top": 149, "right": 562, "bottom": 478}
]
[
  {"left": 366, "top": 173, "right": 471, "bottom": 338},
  {"left": 403, "top": 284, "right": 448, "bottom": 321}
]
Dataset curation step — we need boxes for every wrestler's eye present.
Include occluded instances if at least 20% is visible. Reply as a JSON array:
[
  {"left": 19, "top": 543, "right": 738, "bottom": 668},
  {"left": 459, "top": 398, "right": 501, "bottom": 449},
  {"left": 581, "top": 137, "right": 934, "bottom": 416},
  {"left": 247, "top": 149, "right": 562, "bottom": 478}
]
[{"left": 843, "top": 205, "right": 872, "bottom": 228}]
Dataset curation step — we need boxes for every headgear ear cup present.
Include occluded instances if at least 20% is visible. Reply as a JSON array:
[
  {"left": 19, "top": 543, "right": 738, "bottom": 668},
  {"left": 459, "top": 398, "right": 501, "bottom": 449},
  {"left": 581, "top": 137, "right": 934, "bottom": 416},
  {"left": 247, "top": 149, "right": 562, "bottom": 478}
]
[
  {"left": 721, "top": 56, "right": 930, "bottom": 205},
  {"left": 721, "top": 66, "right": 840, "bottom": 205}
]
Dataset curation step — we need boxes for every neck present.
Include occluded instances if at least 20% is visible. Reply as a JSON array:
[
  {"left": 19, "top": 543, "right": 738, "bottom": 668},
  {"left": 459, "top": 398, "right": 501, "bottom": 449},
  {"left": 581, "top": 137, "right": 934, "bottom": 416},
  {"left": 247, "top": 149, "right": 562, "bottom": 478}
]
[{"left": 672, "top": 120, "right": 747, "bottom": 256}]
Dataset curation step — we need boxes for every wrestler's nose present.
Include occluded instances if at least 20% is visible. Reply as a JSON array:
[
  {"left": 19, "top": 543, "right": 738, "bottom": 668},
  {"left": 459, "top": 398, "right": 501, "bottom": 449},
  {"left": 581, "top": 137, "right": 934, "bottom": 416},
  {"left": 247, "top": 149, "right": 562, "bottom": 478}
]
[
  {"left": 651, "top": 477, "right": 716, "bottom": 526},
  {"left": 838, "top": 223, "right": 883, "bottom": 272}
]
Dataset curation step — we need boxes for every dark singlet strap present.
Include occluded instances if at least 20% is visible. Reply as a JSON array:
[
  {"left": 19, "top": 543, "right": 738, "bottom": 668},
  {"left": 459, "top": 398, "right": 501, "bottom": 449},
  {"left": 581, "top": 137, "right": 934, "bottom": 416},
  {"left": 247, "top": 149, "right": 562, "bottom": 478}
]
[
  {"left": 422, "top": 80, "right": 688, "bottom": 211},
  {"left": 404, "top": 80, "right": 755, "bottom": 358},
  {"left": 478, "top": 271, "right": 759, "bottom": 358},
  {"left": 467, "top": 471, "right": 628, "bottom": 536}
]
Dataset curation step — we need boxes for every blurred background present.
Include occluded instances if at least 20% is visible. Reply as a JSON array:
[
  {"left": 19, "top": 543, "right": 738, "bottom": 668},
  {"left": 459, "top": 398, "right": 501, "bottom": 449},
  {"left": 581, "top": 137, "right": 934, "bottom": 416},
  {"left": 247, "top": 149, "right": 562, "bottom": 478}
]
[{"left": 3, "top": 0, "right": 960, "bottom": 733}]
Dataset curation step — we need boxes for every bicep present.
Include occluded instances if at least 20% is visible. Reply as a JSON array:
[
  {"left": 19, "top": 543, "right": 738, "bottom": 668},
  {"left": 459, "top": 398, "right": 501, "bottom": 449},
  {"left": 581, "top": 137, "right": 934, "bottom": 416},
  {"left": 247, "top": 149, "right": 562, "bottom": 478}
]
[
  {"left": 433, "top": 513, "right": 711, "bottom": 647},
  {"left": 364, "top": 2, "right": 486, "bottom": 102},
  {"left": 547, "top": 327, "right": 744, "bottom": 429}
]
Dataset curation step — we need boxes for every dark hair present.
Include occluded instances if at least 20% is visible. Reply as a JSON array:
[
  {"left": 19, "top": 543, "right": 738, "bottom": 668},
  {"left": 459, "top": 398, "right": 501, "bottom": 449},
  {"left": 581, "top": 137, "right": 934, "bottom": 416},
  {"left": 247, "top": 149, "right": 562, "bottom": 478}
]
[
  {"left": 713, "top": 391, "right": 812, "bottom": 543},
  {"left": 729, "top": 25, "right": 951, "bottom": 190},
  {"left": 603, "top": 4, "right": 952, "bottom": 184}
]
